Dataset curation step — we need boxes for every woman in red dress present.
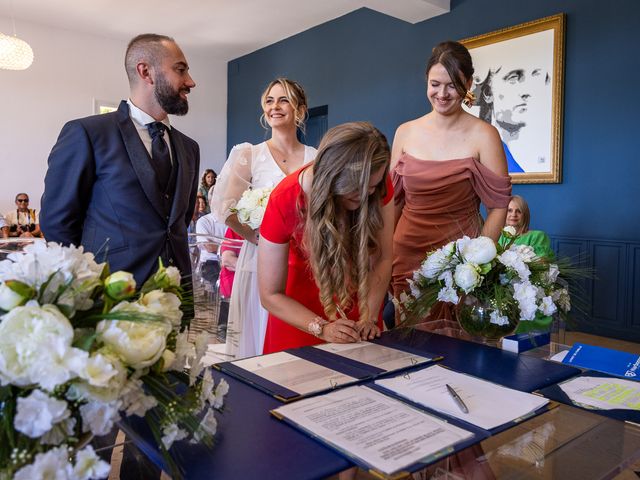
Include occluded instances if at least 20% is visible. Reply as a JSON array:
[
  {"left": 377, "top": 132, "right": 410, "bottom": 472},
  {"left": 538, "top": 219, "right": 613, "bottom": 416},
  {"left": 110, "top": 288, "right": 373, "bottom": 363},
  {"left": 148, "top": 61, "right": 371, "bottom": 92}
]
[{"left": 258, "top": 122, "right": 394, "bottom": 354}]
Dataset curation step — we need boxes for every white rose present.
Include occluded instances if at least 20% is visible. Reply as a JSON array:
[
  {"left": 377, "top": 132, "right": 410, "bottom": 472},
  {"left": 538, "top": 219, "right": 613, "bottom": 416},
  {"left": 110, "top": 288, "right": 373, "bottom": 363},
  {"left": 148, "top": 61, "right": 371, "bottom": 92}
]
[
  {"left": 503, "top": 225, "right": 517, "bottom": 236},
  {"left": 165, "top": 266, "right": 181, "bottom": 287},
  {"left": 139, "top": 290, "right": 183, "bottom": 327},
  {"left": 104, "top": 271, "right": 136, "bottom": 300},
  {"left": 72, "top": 446, "right": 111, "bottom": 480},
  {"left": 14, "top": 389, "right": 70, "bottom": 438},
  {"left": 13, "top": 446, "right": 72, "bottom": 480},
  {"left": 459, "top": 236, "right": 497, "bottom": 265},
  {"left": 97, "top": 303, "right": 171, "bottom": 369},
  {"left": 248, "top": 205, "right": 266, "bottom": 229},
  {"left": 80, "top": 400, "right": 121, "bottom": 437},
  {"left": 0, "top": 305, "right": 88, "bottom": 390},
  {"left": 453, "top": 263, "right": 480, "bottom": 293},
  {"left": 0, "top": 282, "right": 25, "bottom": 310}
]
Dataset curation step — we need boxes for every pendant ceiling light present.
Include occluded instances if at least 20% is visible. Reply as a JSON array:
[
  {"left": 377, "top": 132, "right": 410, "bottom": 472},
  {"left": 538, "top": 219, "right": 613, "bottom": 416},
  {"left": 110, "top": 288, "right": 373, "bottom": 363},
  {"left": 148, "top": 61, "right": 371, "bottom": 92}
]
[{"left": 0, "top": 0, "right": 33, "bottom": 70}]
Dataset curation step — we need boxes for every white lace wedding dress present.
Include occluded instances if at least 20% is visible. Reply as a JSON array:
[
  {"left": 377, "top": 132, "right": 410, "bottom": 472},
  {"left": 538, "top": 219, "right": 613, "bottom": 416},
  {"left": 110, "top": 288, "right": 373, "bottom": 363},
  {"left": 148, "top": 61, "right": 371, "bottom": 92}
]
[{"left": 210, "top": 142, "right": 316, "bottom": 359}]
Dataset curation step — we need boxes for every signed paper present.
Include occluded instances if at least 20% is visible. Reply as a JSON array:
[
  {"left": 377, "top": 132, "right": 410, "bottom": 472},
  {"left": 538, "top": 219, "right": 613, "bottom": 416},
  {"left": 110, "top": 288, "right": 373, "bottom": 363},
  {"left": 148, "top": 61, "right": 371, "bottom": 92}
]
[
  {"left": 232, "top": 351, "right": 357, "bottom": 396},
  {"left": 272, "top": 386, "right": 473, "bottom": 475},
  {"left": 375, "top": 365, "right": 549, "bottom": 430},
  {"left": 314, "top": 342, "right": 431, "bottom": 372},
  {"left": 559, "top": 376, "right": 640, "bottom": 411}
]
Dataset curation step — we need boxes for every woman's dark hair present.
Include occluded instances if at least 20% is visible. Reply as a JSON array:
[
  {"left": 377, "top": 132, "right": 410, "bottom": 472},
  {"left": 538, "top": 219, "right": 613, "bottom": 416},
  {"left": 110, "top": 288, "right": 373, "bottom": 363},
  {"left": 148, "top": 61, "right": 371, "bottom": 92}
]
[{"left": 425, "top": 41, "right": 474, "bottom": 98}]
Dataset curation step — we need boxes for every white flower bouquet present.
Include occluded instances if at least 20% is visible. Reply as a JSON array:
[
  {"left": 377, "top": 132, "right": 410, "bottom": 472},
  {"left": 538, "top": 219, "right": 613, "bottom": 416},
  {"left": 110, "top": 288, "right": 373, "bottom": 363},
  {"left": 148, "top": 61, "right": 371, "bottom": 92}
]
[
  {"left": 398, "top": 229, "right": 573, "bottom": 340},
  {"left": 0, "top": 242, "right": 229, "bottom": 480},
  {"left": 231, "top": 186, "right": 273, "bottom": 229}
]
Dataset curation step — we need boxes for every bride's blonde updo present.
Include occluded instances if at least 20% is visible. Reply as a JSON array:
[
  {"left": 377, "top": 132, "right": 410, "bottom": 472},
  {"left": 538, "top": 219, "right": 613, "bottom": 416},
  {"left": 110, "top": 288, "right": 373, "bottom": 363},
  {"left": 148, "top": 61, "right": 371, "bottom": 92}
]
[{"left": 259, "top": 77, "right": 309, "bottom": 132}]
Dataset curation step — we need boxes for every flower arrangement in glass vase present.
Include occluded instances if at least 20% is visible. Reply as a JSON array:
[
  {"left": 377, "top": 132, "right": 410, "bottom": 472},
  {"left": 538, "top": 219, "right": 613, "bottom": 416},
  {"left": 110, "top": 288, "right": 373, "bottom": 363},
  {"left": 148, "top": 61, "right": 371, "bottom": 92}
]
[
  {"left": 398, "top": 227, "right": 572, "bottom": 342},
  {"left": 231, "top": 186, "right": 273, "bottom": 229},
  {"left": 0, "top": 241, "right": 229, "bottom": 480}
]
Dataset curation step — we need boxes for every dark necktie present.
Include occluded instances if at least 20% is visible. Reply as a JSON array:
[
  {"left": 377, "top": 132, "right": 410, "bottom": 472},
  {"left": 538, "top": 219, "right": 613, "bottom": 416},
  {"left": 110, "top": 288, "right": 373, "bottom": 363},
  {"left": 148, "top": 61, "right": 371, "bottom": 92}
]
[{"left": 147, "top": 121, "right": 172, "bottom": 191}]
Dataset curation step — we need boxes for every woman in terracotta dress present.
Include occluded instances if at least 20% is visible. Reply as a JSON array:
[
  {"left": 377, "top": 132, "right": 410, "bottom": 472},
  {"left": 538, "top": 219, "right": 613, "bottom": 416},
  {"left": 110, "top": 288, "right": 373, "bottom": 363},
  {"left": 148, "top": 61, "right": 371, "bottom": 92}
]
[
  {"left": 391, "top": 41, "right": 512, "bottom": 331},
  {"left": 258, "top": 122, "right": 394, "bottom": 353}
]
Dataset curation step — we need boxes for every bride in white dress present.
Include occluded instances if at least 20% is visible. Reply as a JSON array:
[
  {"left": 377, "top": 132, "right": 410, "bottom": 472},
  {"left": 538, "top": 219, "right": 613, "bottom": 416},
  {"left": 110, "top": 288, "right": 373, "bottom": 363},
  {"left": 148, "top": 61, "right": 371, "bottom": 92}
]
[{"left": 210, "top": 78, "right": 316, "bottom": 359}]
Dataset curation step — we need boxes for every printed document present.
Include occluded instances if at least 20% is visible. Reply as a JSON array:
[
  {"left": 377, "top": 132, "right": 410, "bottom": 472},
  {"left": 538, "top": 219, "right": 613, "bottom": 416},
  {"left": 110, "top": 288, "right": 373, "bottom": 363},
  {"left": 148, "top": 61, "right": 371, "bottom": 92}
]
[
  {"left": 559, "top": 376, "right": 640, "bottom": 411},
  {"left": 232, "top": 351, "right": 357, "bottom": 396},
  {"left": 375, "top": 365, "right": 549, "bottom": 430},
  {"left": 272, "top": 386, "right": 473, "bottom": 475},
  {"left": 314, "top": 342, "right": 431, "bottom": 372}
]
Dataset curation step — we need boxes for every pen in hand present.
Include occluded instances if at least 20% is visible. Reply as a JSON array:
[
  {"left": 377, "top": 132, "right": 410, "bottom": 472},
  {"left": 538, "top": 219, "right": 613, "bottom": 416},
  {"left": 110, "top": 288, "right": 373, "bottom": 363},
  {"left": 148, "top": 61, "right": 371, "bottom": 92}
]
[{"left": 446, "top": 383, "right": 469, "bottom": 414}]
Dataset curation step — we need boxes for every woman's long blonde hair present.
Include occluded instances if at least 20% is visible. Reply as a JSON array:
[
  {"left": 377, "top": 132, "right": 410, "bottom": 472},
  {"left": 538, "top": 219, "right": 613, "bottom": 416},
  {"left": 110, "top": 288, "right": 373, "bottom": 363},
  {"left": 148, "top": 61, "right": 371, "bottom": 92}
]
[{"left": 302, "top": 122, "right": 390, "bottom": 323}]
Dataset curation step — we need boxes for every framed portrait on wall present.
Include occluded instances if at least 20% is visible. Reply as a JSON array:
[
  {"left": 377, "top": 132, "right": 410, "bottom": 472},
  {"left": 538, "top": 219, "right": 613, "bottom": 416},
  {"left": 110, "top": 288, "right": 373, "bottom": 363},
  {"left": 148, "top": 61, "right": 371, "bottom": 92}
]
[{"left": 461, "top": 14, "right": 565, "bottom": 184}]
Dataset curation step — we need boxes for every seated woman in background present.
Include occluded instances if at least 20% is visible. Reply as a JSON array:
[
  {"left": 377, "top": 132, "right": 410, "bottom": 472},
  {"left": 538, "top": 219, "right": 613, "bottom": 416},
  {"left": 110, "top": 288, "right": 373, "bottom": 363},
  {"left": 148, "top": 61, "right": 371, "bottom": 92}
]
[
  {"left": 499, "top": 195, "right": 554, "bottom": 259},
  {"left": 258, "top": 122, "right": 394, "bottom": 353}
]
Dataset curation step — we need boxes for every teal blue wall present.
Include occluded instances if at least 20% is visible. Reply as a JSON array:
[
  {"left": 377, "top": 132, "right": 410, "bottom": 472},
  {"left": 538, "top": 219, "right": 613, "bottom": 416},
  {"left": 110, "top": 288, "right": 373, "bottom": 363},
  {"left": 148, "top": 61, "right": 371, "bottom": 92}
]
[{"left": 226, "top": 0, "right": 640, "bottom": 339}]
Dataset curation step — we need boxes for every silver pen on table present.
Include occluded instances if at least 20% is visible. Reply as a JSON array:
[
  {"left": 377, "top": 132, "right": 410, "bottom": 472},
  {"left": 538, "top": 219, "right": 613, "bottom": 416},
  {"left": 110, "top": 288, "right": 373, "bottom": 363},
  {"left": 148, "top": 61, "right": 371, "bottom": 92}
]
[{"left": 445, "top": 383, "right": 469, "bottom": 414}]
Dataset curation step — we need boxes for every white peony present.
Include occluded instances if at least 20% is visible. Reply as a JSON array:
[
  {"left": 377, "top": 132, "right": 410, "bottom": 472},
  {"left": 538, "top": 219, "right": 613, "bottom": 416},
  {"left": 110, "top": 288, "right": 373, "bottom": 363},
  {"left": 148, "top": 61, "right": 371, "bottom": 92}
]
[
  {"left": 161, "top": 423, "right": 189, "bottom": 450},
  {"left": 0, "top": 304, "right": 88, "bottom": 390},
  {"left": 97, "top": 303, "right": 171, "bottom": 369},
  {"left": 72, "top": 446, "right": 111, "bottom": 480},
  {"left": 13, "top": 446, "right": 72, "bottom": 480},
  {"left": 14, "top": 389, "right": 70, "bottom": 438},
  {"left": 420, "top": 247, "right": 452, "bottom": 280},
  {"left": 139, "top": 290, "right": 183, "bottom": 327},
  {"left": 459, "top": 236, "right": 497, "bottom": 265},
  {"left": 79, "top": 400, "right": 121, "bottom": 437},
  {"left": 234, "top": 186, "right": 272, "bottom": 229},
  {"left": 454, "top": 263, "right": 481, "bottom": 293},
  {"left": 512, "top": 282, "right": 539, "bottom": 321},
  {"left": 489, "top": 310, "right": 510, "bottom": 326},
  {"left": 72, "top": 352, "right": 127, "bottom": 403}
]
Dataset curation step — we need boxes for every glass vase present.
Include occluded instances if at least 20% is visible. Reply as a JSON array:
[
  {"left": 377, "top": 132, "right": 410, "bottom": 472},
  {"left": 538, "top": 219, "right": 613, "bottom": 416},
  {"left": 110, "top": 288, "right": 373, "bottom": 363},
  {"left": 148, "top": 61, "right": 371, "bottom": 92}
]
[{"left": 454, "top": 294, "right": 518, "bottom": 346}]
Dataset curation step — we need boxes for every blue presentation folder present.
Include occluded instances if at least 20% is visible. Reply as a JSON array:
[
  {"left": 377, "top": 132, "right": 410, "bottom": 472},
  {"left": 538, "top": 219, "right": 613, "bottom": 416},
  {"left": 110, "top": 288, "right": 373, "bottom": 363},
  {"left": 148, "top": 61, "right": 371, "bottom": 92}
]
[{"left": 562, "top": 343, "right": 640, "bottom": 380}]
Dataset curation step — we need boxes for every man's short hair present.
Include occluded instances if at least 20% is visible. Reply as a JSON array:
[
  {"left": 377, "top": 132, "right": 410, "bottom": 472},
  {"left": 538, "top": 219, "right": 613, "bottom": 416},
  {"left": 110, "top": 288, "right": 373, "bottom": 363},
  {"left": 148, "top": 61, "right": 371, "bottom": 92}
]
[{"left": 124, "top": 33, "right": 175, "bottom": 83}]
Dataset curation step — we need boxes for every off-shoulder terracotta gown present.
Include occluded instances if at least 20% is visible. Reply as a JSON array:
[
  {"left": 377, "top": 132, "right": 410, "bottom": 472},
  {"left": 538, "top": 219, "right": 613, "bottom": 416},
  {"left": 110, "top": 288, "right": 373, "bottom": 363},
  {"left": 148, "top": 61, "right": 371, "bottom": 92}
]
[{"left": 392, "top": 154, "right": 511, "bottom": 332}]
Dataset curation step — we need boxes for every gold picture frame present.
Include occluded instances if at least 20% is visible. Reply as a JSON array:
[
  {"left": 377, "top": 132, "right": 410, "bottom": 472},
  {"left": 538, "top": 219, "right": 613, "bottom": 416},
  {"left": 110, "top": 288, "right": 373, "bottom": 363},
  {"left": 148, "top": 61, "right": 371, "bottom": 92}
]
[{"left": 461, "top": 14, "right": 565, "bottom": 184}]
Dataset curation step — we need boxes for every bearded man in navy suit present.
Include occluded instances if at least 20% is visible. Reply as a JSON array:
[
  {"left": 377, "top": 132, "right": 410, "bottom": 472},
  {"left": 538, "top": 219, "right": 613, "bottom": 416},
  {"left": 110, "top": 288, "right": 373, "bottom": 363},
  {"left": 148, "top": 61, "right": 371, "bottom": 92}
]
[{"left": 42, "top": 34, "right": 199, "bottom": 285}]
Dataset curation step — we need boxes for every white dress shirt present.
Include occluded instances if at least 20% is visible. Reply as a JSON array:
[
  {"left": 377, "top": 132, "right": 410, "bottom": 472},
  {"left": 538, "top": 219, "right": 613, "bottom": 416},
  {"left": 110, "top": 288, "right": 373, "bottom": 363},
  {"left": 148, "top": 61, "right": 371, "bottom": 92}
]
[{"left": 127, "top": 99, "right": 174, "bottom": 165}]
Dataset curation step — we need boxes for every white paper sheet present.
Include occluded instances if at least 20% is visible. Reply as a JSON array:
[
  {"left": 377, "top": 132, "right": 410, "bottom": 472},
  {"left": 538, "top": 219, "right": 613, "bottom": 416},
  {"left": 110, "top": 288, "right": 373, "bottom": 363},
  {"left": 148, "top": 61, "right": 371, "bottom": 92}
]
[
  {"left": 232, "top": 351, "right": 357, "bottom": 396},
  {"left": 375, "top": 365, "right": 549, "bottom": 430},
  {"left": 559, "top": 376, "right": 640, "bottom": 411},
  {"left": 272, "top": 386, "right": 473, "bottom": 475},
  {"left": 314, "top": 342, "right": 431, "bottom": 372}
]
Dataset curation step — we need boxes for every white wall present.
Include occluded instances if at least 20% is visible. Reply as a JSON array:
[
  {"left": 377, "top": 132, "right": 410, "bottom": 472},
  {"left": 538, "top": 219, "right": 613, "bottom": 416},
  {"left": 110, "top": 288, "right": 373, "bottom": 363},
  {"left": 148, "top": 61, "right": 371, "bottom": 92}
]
[{"left": 0, "top": 16, "right": 227, "bottom": 215}]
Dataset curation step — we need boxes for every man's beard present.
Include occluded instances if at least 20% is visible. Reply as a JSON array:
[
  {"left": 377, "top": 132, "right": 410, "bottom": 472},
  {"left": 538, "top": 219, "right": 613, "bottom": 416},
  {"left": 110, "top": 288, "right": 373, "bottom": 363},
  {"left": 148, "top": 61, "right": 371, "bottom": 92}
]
[{"left": 154, "top": 73, "right": 189, "bottom": 116}]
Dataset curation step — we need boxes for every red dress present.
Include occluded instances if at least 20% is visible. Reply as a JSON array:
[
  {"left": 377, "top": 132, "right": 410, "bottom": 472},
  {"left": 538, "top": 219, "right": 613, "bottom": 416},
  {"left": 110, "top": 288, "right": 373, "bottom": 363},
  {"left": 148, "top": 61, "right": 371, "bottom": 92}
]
[
  {"left": 260, "top": 168, "right": 393, "bottom": 354},
  {"left": 219, "top": 228, "right": 243, "bottom": 298}
]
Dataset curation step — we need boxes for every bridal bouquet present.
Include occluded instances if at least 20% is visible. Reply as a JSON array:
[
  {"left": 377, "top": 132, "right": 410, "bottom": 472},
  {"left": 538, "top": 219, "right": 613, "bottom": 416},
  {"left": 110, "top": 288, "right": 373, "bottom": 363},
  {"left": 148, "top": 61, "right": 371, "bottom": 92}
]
[
  {"left": 398, "top": 228, "right": 572, "bottom": 339},
  {"left": 0, "top": 242, "right": 229, "bottom": 480},
  {"left": 231, "top": 186, "right": 273, "bottom": 229}
]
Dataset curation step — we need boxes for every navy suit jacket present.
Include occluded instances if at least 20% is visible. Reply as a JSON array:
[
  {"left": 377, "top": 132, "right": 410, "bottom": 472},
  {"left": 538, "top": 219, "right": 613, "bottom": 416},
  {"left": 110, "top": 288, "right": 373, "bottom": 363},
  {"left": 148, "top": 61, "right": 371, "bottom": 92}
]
[{"left": 41, "top": 100, "right": 199, "bottom": 284}]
